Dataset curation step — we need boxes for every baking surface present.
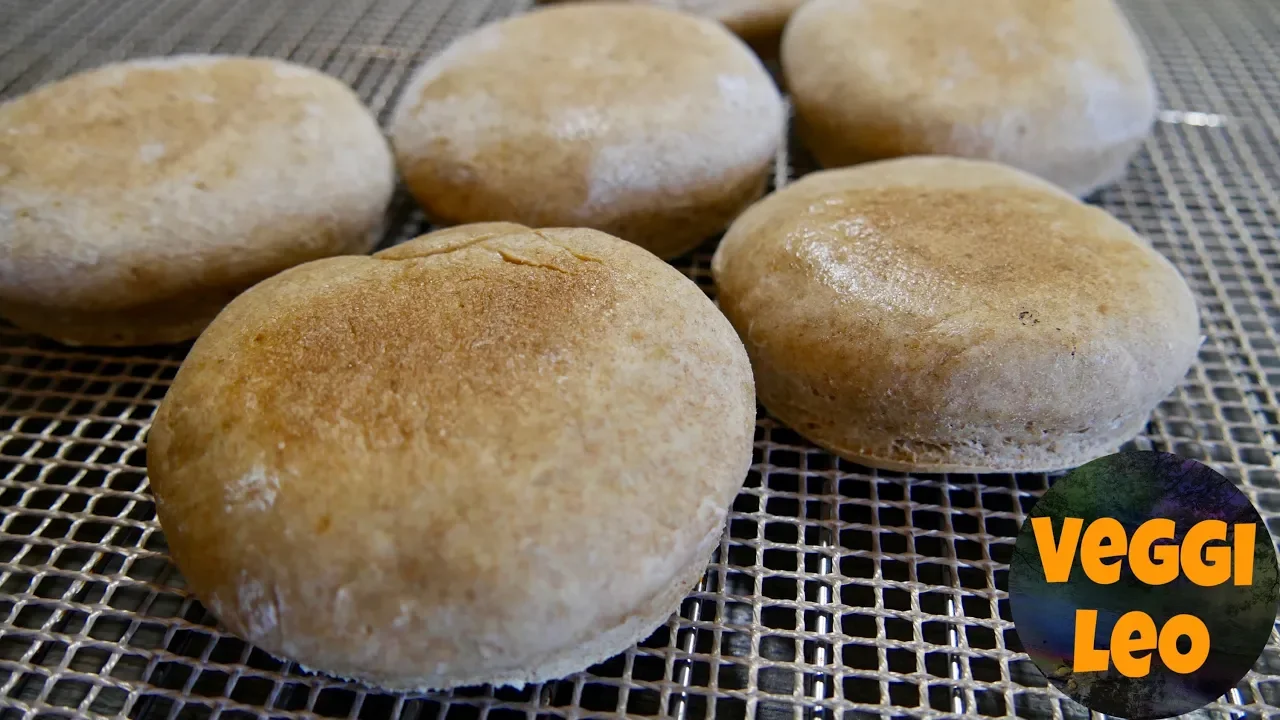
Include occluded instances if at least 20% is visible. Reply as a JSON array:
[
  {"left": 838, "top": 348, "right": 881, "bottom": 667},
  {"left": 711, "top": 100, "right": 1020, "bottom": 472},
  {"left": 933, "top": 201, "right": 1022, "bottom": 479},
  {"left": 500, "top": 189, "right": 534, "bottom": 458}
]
[{"left": 1, "top": 0, "right": 1278, "bottom": 717}]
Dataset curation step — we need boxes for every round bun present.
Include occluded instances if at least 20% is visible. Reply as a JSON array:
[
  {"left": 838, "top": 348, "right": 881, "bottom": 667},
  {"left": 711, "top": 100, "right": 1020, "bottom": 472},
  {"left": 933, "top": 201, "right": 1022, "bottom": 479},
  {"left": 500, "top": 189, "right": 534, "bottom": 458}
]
[
  {"left": 0, "top": 55, "right": 394, "bottom": 346},
  {"left": 536, "top": 0, "right": 807, "bottom": 52},
  {"left": 781, "top": 0, "right": 1157, "bottom": 196},
  {"left": 711, "top": 157, "right": 1200, "bottom": 473},
  {"left": 389, "top": 3, "right": 784, "bottom": 259},
  {"left": 148, "top": 222, "right": 756, "bottom": 690}
]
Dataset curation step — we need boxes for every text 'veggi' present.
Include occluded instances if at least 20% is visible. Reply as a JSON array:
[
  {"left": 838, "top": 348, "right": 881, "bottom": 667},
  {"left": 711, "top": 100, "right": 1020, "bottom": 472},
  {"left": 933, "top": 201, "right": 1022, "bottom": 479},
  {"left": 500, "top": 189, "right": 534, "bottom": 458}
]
[{"left": 1031, "top": 517, "right": 1256, "bottom": 676}]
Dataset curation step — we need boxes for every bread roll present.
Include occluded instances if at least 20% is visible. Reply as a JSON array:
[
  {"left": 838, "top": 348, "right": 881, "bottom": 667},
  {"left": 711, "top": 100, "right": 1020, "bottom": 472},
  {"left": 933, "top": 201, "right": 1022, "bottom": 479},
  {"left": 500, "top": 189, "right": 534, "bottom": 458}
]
[
  {"left": 390, "top": 3, "right": 785, "bottom": 259},
  {"left": 147, "top": 222, "right": 756, "bottom": 690},
  {"left": 536, "top": 0, "right": 808, "bottom": 53},
  {"left": 712, "top": 157, "right": 1200, "bottom": 473},
  {"left": 0, "top": 55, "right": 394, "bottom": 346},
  {"left": 781, "top": 0, "right": 1157, "bottom": 197}
]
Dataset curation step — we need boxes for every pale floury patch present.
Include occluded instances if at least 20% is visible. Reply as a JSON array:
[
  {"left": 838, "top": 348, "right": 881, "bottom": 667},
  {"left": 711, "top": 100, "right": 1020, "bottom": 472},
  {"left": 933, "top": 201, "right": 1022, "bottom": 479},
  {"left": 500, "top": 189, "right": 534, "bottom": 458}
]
[
  {"left": 238, "top": 574, "right": 278, "bottom": 640},
  {"left": 224, "top": 465, "right": 279, "bottom": 513},
  {"left": 139, "top": 143, "right": 166, "bottom": 164}
]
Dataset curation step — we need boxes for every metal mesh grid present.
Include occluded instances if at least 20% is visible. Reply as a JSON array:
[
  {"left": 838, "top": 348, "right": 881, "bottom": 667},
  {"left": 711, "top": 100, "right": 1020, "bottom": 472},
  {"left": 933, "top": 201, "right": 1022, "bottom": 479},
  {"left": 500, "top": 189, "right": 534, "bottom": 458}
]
[{"left": 1, "top": 0, "right": 1278, "bottom": 717}]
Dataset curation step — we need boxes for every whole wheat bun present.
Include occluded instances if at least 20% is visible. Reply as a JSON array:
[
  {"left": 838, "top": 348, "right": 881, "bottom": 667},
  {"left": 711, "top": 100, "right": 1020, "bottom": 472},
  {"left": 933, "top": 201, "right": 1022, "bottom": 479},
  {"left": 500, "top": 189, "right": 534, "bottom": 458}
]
[
  {"left": 781, "top": 0, "right": 1158, "bottom": 197},
  {"left": 147, "top": 222, "right": 756, "bottom": 690},
  {"left": 389, "top": 3, "right": 784, "bottom": 260},
  {"left": 711, "top": 157, "right": 1200, "bottom": 473},
  {"left": 0, "top": 55, "right": 394, "bottom": 346},
  {"left": 535, "top": 0, "right": 808, "bottom": 54}
]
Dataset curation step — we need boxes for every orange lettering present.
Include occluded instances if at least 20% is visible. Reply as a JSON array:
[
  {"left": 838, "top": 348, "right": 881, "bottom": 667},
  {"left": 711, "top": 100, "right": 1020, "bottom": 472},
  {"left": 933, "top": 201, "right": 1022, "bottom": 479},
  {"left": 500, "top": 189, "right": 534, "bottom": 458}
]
[
  {"left": 1072, "top": 609, "right": 1110, "bottom": 673},
  {"left": 1032, "top": 517, "right": 1082, "bottom": 583},
  {"left": 1234, "top": 523, "right": 1256, "bottom": 586},
  {"left": 1158, "top": 615, "right": 1211, "bottom": 674},
  {"left": 1111, "top": 611, "right": 1157, "bottom": 678},
  {"left": 1080, "top": 518, "right": 1126, "bottom": 584},
  {"left": 1182, "top": 520, "right": 1230, "bottom": 587},
  {"left": 1129, "top": 519, "right": 1178, "bottom": 585}
]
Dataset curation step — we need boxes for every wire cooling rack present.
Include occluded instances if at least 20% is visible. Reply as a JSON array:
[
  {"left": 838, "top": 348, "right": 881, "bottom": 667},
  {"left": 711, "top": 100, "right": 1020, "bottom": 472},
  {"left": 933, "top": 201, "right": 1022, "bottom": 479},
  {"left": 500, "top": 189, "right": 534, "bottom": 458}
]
[{"left": 1, "top": 0, "right": 1279, "bottom": 717}]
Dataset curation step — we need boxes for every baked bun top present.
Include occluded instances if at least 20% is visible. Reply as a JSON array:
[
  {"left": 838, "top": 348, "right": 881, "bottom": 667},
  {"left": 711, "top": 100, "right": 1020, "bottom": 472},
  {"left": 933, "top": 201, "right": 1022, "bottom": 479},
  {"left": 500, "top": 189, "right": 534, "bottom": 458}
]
[
  {"left": 148, "top": 222, "right": 756, "bottom": 687},
  {"left": 713, "top": 157, "right": 1200, "bottom": 469},
  {"left": 0, "top": 55, "right": 393, "bottom": 312},
  {"left": 389, "top": 3, "right": 783, "bottom": 248},
  {"left": 538, "top": 0, "right": 807, "bottom": 42},
  {"left": 781, "top": 0, "right": 1157, "bottom": 189}
]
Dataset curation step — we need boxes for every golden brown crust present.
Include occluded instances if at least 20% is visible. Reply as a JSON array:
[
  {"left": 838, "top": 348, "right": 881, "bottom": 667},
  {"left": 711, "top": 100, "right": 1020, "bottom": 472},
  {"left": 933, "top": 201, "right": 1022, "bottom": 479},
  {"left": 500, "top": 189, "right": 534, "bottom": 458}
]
[
  {"left": 781, "top": 0, "right": 1157, "bottom": 196},
  {"left": 390, "top": 3, "right": 784, "bottom": 259},
  {"left": 0, "top": 55, "right": 394, "bottom": 345},
  {"left": 148, "top": 223, "right": 756, "bottom": 689},
  {"left": 712, "top": 157, "right": 1201, "bottom": 473},
  {"left": 536, "top": 0, "right": 806, "bottom": 48}
]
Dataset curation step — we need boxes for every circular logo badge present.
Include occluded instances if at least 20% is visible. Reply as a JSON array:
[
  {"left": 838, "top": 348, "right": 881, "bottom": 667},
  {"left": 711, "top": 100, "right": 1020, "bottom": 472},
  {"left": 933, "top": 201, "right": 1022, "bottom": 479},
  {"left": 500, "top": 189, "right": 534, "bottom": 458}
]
[{"left": 1009, "top": 451, "right": 1279, "bottom": 719}]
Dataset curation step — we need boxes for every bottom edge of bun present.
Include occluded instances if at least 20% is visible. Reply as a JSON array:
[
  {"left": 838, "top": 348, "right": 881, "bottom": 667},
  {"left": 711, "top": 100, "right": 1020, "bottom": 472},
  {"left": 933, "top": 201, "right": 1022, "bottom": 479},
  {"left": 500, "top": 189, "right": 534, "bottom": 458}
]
[
  {"left": 0, "top": 286, "right": 242, "bottom": 347},
  {"left": 270, "top": 537, "right": 723, "bottom": 693},
  {"left": 768, "top": 414, "right": 1149, "bottom": 475},
  {"left": 291, "top": 607, "right": 675, "bottom": 693},
  {"left": 1, "top": 307, "right": 214, "bottom": 347}
]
